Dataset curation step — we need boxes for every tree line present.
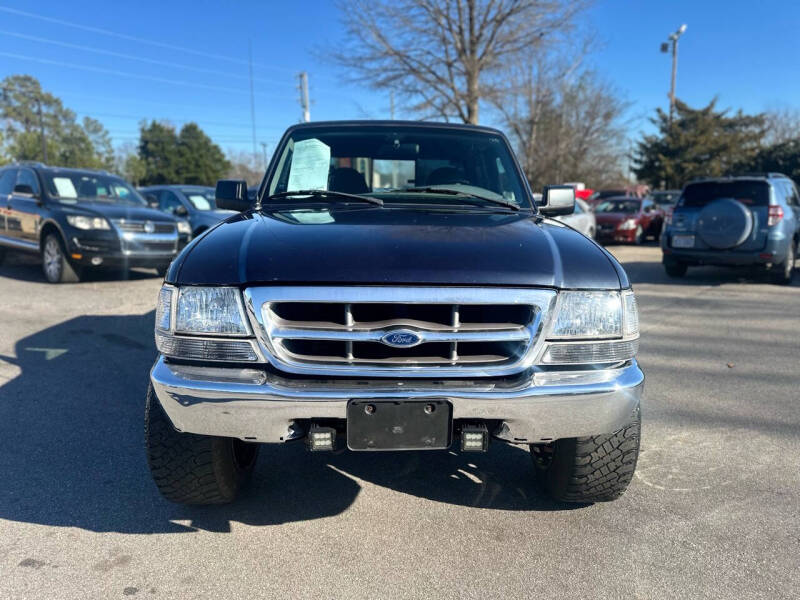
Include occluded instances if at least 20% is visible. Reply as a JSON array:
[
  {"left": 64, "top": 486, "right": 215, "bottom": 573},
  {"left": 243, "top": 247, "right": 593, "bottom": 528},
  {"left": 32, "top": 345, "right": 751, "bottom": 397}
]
[
  {"left": 4, "top": 0, "right": 800, "bottom": 194},
  {"left": 335, "top": 0, "right": 800, "bottom": 190},
  {"left": 0, "top": 74, "right": 249, "bottom": 186}
]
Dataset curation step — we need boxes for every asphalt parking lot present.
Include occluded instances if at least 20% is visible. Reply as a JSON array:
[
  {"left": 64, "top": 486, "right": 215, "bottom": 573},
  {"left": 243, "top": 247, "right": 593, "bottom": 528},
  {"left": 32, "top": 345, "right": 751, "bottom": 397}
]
[{"left": 0, "top": 245, "right": 798, "bottom": 600}]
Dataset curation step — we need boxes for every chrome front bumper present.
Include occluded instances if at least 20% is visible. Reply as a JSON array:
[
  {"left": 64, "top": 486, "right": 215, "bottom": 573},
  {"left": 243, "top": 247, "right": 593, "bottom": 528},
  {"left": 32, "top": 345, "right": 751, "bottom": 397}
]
[{"left": 150, "top": 356, "right": 644, "bottom": 445}]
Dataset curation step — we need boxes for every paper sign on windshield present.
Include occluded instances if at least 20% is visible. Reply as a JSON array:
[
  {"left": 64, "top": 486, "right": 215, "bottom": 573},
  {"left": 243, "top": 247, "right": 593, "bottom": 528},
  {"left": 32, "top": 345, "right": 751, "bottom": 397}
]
[
  {"left": 287, "top": 138, "right": 331, "bottom": 191},
  {"left": 53, "top": 177, "right": 78, "bottom": 198}
]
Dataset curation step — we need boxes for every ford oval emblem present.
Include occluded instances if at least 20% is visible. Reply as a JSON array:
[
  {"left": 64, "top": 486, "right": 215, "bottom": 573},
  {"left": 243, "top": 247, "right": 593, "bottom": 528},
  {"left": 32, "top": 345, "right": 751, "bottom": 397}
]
[{"left": 381, "top": 330, "right": 422, "bottom": 348}]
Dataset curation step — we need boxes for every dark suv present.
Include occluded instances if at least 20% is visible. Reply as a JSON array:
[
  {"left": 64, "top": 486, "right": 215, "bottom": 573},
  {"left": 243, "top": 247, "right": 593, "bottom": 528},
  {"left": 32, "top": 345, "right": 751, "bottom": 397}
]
[
  {"left": 661, "top": 174, "right": 799, "bottom": 284},
  {"left": 0, "top": 163, "right": 179, "bottom": 283},
  {"left": 139, "top": 185, "right": 236, "bottom": 237}
]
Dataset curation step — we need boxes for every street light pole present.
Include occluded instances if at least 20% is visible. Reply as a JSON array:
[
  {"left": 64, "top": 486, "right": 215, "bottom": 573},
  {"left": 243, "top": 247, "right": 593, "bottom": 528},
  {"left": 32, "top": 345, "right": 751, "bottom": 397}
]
[{"left": 662, "top": 24, "right": 687, "bottom": 123}]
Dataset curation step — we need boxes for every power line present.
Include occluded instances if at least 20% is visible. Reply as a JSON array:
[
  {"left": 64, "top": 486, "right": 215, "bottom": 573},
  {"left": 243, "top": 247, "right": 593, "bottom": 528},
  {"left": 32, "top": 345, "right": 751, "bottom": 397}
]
[
  {"left": 72, "top": 110, "right": 285, "bottom": 131},
  {"left": 0, "top": 30, "right": 295, "bottom": 87},
  {"left": 0, "top": 51, "right": 295, "bottom": 100},
  {"left": 0, "top": 5, "right": 296, "bottom": 74}
]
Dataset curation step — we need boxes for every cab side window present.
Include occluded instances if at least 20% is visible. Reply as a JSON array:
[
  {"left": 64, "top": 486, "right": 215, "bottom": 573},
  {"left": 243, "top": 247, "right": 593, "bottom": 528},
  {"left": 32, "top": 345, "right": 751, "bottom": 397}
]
[
  {"left": 16, "top": 169, "right": 40, "bottom": 196},
  {"left": 0, "top": 169, "right": 17, "bottom": 196},
  {"left": 158, "top": 190, "right": 184, "bottom": 214}
]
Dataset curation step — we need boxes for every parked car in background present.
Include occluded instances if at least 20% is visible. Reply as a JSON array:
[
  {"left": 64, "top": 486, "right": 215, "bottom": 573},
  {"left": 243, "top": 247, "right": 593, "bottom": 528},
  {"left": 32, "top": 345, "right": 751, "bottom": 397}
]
[
  {"left": 562, "top": 181, "right": 594, "bottom": 201},
  {"left": 649, "top": 189, "right": 681, "bottom": 209},
  {"left": 588, "top": 185, "right": 649, "bottom": 207},
  {"left": 661, "top": 174, "right": 799, "bottom": 284},
  {"left": 139, "top": 185, "right": 236, "bottom": 237},
  {"left": 595, "top": 196, "right": 664, "bottom": 244},
  {"left": 0, "top": 163, "right": 178, "bottom": 282},
  {"left": 554, "top": 197, "right": 596, "bottom": 238}
]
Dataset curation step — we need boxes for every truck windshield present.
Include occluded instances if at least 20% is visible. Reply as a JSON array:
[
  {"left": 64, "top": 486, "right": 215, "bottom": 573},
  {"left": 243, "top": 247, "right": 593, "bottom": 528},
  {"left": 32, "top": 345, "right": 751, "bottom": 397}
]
[
  {"left": 44, "top": 172, "right": 147, "bottom": 205},
  {"left": 265, "top": 125, "right": 529, "bottom": 209}
]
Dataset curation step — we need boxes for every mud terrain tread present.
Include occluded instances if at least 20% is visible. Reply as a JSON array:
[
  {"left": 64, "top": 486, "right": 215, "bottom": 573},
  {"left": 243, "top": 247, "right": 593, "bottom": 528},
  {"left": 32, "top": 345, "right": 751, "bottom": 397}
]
[
  {"left": 536, "top": 405, "right": 641, "bottom": 503},
  {"left": 145, "top": 385, "right": 252, "bottom": 504}
]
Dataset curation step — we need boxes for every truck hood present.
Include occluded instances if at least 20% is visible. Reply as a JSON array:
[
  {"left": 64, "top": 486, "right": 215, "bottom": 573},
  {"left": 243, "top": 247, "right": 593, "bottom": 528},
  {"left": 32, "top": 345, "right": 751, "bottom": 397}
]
[{"left": 170, "top": 207, "right": 626, "bottom": 289}]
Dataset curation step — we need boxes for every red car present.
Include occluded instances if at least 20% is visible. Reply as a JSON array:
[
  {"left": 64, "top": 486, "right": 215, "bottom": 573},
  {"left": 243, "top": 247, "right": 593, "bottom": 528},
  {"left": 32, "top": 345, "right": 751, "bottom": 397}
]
[{"left": 594, "top": 197, "right": 664, "bottom": 244}]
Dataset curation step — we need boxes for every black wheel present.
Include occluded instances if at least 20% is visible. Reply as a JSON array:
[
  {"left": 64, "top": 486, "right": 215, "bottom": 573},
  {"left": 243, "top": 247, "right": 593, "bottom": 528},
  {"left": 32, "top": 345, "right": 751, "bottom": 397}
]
[
  {"left": 772, "top": 242, "right": 795, "bottom": 285},
  {"left": 664, "top": 259, "right": 688, "bottom": 278},
  {"left": 532, "top": 405, "right": 641, "bottom": 503},
  {"left": 145, "top": 385, "right": 259, "bottom": 504},
  {"left": 42, "top": 233, "right": 81, "bottom": 283}
]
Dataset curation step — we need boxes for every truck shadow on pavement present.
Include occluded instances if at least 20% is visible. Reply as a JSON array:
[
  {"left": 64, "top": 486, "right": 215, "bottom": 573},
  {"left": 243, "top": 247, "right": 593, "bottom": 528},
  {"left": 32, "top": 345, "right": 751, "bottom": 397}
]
[{"left": 0, "top": 313, "right": 573, "bottom": 535}]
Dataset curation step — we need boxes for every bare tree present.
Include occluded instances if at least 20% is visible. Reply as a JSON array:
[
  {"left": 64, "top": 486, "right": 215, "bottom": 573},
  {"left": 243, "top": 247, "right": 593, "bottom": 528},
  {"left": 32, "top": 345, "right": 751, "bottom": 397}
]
[
  {"left": 496, "top": 54, "right": 630, "bottom": 189},
  {"left": 225, "top": 149, "right": 263, "bottom": 186},
  {"left": 333, "top": 0, "right": 587, "bottom": 124}
]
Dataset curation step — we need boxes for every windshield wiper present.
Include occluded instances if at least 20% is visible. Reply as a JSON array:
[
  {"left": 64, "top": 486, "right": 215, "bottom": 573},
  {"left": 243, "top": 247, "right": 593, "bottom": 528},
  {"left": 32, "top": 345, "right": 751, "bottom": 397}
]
[
  {"left": 400, "top": 187, "right": 519, "bottom": 211},
  {"left": 268, "top": 189, "right": 383, "bottom": 206}
]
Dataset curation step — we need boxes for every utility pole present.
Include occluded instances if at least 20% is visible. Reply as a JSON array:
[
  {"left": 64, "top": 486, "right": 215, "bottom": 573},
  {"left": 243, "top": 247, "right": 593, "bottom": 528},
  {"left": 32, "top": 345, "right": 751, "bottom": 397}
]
[
  {"left": 661, "top": 24, "right": 687, "bottom": 124},
  {"left": 36, "top": 97, "right": 47, "bottom": 163},
  {"left": 390, "top": 91, "right": 395, "bottom": 120},
  {"left": 298, "top": 72, "right": 310, "bottom": 123},
  {"left": 260, "top": 142, "right": 268, "bottom": 169},
  {"left": 248, "top": 40, "right": 258, "bottom": 166}
]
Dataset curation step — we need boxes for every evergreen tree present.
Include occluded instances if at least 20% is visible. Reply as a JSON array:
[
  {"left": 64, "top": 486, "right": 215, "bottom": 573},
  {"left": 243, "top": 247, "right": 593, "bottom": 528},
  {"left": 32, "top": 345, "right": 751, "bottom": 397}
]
[
  {"left": 633, "top": 99, "right": 766, "bottom": 188},
  {"left": 0, "top": 74, "right": 115, "bottom": 168}
]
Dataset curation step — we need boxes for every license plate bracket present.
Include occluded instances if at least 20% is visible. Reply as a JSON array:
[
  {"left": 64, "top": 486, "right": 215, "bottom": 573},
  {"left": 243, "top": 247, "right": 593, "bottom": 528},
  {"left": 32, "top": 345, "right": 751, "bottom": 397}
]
[
  {"left": 672, "top": 234, "right": 695, "bottom": 248},
  {"left": 347, "top": 399, "right": 452, "bottom": 451}
]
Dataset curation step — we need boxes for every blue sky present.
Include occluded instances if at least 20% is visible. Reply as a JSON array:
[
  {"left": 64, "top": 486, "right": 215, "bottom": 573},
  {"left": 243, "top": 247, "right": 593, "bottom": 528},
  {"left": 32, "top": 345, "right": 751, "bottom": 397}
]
[{"left": 1, "top": 0, "right": 798, "bottom": 162}]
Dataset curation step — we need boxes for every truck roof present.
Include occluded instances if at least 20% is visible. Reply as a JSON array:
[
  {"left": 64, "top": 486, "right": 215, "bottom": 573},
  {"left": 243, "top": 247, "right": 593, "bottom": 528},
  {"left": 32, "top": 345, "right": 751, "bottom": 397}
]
[{"left": 285, "top": 120, "right": 505, "bottom": 136}]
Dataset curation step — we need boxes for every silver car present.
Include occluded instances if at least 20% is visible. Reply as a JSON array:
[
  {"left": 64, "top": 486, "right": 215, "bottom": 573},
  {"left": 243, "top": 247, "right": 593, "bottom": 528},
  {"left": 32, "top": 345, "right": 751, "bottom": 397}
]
[{"left": 554, "top": 197, "right": 596, "bottom": 238}]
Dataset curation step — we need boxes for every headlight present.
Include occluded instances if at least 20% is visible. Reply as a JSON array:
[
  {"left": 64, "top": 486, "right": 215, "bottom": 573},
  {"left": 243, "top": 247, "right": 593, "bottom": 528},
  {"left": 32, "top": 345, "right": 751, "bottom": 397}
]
[
  {"left": 618, "top": 218, "right": 638, "bottom": 230},
  {"left": 66, "top": 215, "right": 110, "bottom": 230},
  {"left": 550, "top": 291, "right": 623, "bottom": 339},
  {"left": 541, "top": 289, "right": 639, "bottom": 365},
  {"left": 175, "top": 286, "right": 249, "bottom": 335},
  {"left": 154, "top": 285, "right": 258, "bottom": 361},
  {"left": 177, "top": 220, "right": 192, "bottom": 235},
  {"left": 155, "top": 286, "right": 172, "bottom": 331}
]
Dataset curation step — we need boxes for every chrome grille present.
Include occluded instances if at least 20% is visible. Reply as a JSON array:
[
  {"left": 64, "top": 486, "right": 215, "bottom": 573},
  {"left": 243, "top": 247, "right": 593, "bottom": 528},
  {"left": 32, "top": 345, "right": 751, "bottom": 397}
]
[
  {"left": 244, "top": 287, "right": 557, "bottom": 377},
  {"left": 113, "top": 219, "right": 175, "bottom": 233}
]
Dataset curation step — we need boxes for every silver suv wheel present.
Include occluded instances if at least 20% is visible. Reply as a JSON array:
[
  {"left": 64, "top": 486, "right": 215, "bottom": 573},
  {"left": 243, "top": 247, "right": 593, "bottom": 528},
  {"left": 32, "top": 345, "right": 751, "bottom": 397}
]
[{"left": 43, "top": 236, "right": 63, "bottom": 283}]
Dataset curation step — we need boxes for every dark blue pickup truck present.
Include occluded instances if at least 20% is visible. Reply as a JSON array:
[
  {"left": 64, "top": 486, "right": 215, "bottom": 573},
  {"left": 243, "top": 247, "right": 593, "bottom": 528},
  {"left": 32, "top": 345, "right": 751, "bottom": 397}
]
[{"left": 145, "top": 121, "right": 643, "bottom": 506}]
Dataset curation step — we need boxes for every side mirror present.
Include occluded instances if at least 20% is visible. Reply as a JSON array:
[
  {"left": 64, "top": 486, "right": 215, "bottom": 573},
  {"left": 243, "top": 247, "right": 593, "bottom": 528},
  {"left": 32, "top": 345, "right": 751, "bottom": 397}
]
[
  {"left": 174, "top": 204, "right": 189, "bottom": 217},
  {"left": 539, "top": 185, "right": 575, "bottom": 216},
  {"left": 215, "top": 179, "right": 251, "bottom": 212},
  {"left": 13, "top": 184, "right": 36, "bottom": 198}
]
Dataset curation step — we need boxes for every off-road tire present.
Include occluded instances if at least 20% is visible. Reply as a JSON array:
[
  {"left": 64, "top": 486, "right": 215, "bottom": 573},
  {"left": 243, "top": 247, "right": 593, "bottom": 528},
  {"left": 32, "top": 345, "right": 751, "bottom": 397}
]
[
  {"left": 42, "top": 233, "right": 81, "bottom": 283},
  {"left": 532, "top": 405, "right": 641, "bottom": 503},
  {"left": 771, "top": 242, "right": 795, "bottom": 286},
  {"left": 664, "top": 260, "right": 688, "bottom": 278},
  {"left": 145, "top": 385, "right": 259, "bottom": 504}
]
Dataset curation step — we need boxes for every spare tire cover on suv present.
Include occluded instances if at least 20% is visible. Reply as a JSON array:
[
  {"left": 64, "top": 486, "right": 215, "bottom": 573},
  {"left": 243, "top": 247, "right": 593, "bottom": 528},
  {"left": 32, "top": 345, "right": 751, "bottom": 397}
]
[{"left": 696, "top": 198, "right": 753, "bottom": 249}]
